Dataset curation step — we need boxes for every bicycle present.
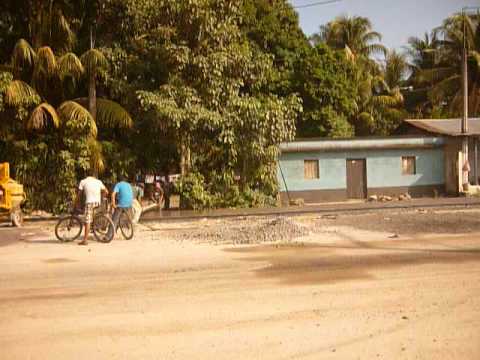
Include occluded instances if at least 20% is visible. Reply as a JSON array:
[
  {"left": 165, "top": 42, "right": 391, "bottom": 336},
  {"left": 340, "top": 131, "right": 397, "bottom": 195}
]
[
  {"left": 55, "top": 205, "right": 115, "bottom": 243},
  {"left": 94, "top": 195, "right": 134, "bottom": 240},
  {"left": 112, "top": 206, "right": 134, "bottom": 240}
]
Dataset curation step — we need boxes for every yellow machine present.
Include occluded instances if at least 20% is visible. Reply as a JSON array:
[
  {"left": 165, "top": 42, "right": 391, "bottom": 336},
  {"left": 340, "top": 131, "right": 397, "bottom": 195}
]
[{"left": 0, "top": 163, "right": 25, "bottom": 226}]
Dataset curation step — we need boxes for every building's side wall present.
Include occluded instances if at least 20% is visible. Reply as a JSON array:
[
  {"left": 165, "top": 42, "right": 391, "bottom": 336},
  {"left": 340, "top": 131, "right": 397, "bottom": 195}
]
[
  {"left": 278, "top": 148, "right": 445, "bottom": 203},
  {"left": 445, "top": 138, "right": 461, "bottom": 195}
]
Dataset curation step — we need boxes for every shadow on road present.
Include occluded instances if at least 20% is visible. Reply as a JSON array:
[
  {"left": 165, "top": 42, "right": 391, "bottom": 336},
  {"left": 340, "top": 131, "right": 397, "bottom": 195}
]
[{"left": 225, "top": 239, "right": 480, "bottom": 286}]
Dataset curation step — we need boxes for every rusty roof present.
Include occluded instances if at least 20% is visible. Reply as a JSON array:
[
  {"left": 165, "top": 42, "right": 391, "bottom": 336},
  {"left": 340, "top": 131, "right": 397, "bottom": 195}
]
[{"left": 404, "top": 118, "right": 480, "bottom": 136}]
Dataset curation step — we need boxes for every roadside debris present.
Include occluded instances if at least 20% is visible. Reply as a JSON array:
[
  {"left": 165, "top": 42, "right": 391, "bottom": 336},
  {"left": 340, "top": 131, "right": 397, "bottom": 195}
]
[
  {"left": 289, "top": 198, "right": 305, "bottom": 206},
  {"left": 172, "top": 216, "right": 310, "bottom": 244},
  {"left": 379, "top": 195, "right": 393, "bottom": 202},
  {"left": 398, "top": 193, "right": 412, "bottom": 201},
  {"left": 368, "top": 193, "right": 411, "bottom": 202},
  {"left": 321, "top": 214, "right": 338, "bottom": 220}
]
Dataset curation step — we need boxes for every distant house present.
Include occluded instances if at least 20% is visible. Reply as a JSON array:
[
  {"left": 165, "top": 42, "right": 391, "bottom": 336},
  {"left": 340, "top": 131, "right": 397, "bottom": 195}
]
[
  {"left": 402, "top": 118, "right": 480, "bottom": 194},
  {"left": 277, "top": 136, "right": 445, "bottom": 204},
  {"left": 277, "top": 118, "right": 480, "bottom": 205}
]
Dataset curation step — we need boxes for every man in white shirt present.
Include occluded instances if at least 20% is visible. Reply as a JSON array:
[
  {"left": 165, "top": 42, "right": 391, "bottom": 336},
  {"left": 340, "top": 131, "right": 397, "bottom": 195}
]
[{"left": 77, "top": 172, "right": 108, "bottom": 245}]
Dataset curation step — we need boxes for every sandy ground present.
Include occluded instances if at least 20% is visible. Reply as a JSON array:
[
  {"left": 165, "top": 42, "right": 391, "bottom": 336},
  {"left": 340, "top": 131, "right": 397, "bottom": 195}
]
[{"left": 1, "top": 210, "right": 480, "bottom": 360}]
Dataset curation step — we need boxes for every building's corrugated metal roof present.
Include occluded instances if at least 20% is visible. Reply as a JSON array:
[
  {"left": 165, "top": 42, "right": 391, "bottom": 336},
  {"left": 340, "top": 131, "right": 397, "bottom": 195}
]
[
  {"left": 404, "top": 118, "right": 480, "bottom": 136},
  {"left": 280, "top": 137, "right": 445, "bottom": 153}
]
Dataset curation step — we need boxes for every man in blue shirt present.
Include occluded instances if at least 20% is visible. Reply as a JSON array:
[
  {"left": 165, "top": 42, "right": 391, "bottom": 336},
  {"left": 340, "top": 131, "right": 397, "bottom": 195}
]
[{"left": 109, "top": 176, "right": 133, "bottom": 238}]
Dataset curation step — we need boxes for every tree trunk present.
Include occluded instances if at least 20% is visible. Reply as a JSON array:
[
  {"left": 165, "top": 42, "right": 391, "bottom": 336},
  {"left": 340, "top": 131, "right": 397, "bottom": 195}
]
[
  {"left": 30, "top": 0, "right": 44, "bottom": 49},
  {"left": 240, "top": 156, "right": 248, "bottom": 191},
  {"left": 88, "top": 26, "right": 97, "bottom": 121},
  {"left": 180, "top": 139, "right": 191, "bottom": 176},
  {"left": 88, "top": 72, "right": 97, "bottom": 121}
]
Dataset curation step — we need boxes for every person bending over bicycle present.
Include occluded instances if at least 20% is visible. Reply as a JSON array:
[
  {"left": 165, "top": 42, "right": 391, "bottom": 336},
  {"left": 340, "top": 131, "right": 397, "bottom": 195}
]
[
  {"left": 109, "top": 175, "right": 133, "bottom": 238},
  {"left": 76, "top": 170, "right": 108, "bottom": 245}
]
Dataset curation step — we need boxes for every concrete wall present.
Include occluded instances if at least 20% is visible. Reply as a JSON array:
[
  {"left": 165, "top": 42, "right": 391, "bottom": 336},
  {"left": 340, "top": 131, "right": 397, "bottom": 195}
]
[{"left": 278, "top": 148, "right": 445, "bottom": 202}]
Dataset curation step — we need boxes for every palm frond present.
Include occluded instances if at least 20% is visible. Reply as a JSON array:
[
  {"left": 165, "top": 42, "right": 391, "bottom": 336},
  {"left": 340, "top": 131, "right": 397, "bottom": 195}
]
[
  {"left": 383, "top": 108, "right": 405, "bottom": 119},
  {"left": 36, "top": 46, "right": 58, "bottom": 76},
  {"left": 54, "top": 10, "right": 76, "bottom": 52},
  {"left": 5, "top": 80, "right": 40, "bottom": 107},
  {"left": 73, "top": 97, "right": 133, "bottom": 129},
  {"left": 361, "top": 43, "right": 387, "bottom": 57},
  {"left": 362, "top": 31, "right": 382, "bottom": 44},
  {"left": 430, "top": 75, "right": 461, "bottom": 103},
  {"left": 58, "top": 52, "right": 84, "bottom": 81},
  {"left": 80, "top": 49, "right": 109, "bottom": 76},
  {"left": 416, "top": 66, "right": 457, "bottom": 84},
  {"left": 58, "top": 100, "right": 97, "bottom": 137},
  {"left": 96, "top": 98, "right": 133, "bottom": 129},
  {"left": 471, "top": 51, "right": 480, "bottom": 70},
  {"left": 28, "top": 103, "right": 61, "bottom": 130},
  {"left": 344, "top": 45, "right": 355, "bottom": 62},
  {"left": 372, "top": 95, "right": 403, "bottom": 107},
  {"left": 357, "top": 111, "right": 375, "bottom": 128},
  {"left": 87, "top": 138, "right": 105, "bottom": 174},
  {"left": 11, "top": 39, "right": 36, "bottom": 70}
]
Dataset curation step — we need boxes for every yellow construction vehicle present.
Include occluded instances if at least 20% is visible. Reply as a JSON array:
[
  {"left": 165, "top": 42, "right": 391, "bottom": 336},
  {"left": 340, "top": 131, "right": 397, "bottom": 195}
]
[{"left": 0, "top": 163, "right": 25, "bottom": 226}]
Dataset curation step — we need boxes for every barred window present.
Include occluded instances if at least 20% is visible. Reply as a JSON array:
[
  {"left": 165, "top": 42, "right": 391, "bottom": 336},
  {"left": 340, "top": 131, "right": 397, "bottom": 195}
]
[
  {"left": 304, "top": 160, "right": 319, "bottom": 179},
  {"left": 402, "top": 156, "right": 416, "bottom": 175}
]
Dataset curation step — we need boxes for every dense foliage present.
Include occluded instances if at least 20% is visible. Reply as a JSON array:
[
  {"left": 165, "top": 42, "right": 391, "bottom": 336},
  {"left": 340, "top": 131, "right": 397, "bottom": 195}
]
[{"left": 0, "top": 1, "right": 479, "bottom": 210}]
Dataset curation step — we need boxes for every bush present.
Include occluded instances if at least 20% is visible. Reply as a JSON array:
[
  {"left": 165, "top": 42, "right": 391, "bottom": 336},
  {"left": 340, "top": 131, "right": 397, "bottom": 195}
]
[
  {"left": 175, "top": 172, "right": 216, "bottom": 210},
  {"left": 175, "top": 172, "right": 278, "bottom": 210}
]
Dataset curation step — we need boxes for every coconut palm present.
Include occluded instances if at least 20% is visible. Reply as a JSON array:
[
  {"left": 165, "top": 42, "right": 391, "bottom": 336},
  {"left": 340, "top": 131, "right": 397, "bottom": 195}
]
[
  {"left": 404, "top": 31, "right": 440, "bottom": 116},
  {"left": 80, "top": 48, "right": 109, "bottom": 121},
  {"left": 384, "top": 50, "right": 409, "bottom": 89},
  {"left": 405, "top": 31, "right": 439, "bottom": 76},
  {"left": 310, "top": 15, "right": 387, "bottom": 60},
  {"left": 414, "top": 13, "right": 480, "bottom": 116},
  {"left": 3, "top": 38, "right": 132, "bottom": 171},
  {"left": 354, "top": 71, "right": 405, "bottom": 135}
]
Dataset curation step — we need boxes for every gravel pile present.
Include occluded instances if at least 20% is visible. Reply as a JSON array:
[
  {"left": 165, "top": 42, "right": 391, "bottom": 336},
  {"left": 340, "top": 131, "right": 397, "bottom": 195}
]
[{"left": 173, "top": 217, "right": 310, "bottom": 244}]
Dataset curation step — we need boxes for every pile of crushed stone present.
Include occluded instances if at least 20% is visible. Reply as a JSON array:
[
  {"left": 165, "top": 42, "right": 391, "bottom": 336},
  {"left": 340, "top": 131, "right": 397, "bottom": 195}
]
[{"left": 172, "top": 217, "right": 310, "bottom": 244}]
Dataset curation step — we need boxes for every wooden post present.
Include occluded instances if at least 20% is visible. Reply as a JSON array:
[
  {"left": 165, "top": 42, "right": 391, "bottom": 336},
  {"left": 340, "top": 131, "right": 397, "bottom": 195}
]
[
  {"left": 475, "top": 137, "right": 479, "bottom": 185},
  {"left": 461, "top": 11, "right": 469, "bottom": 189}
]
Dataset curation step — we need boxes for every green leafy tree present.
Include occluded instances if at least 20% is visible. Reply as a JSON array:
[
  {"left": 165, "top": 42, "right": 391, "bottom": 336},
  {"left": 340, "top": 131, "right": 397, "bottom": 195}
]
[
  {"left": 103, "top": 0, "right": 302, "bottom": 208},
  {"left": 292, "top": 44, "right": 357, "bottom": 138},
  {"left": 241, "top": 0, "right": 309, "bottom": 94}
]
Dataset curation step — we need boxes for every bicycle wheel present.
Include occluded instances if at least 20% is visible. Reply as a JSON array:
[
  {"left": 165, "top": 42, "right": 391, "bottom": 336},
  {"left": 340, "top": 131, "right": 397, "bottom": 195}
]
[
  {"left": 55, "top": 215, "right": 83, "bottom": 242},
  {"left": 119, "top": 210, "right": 134, "bottom": 240},
  {"left": 92, "top": 213, "right": 115, "bottom": 243}
]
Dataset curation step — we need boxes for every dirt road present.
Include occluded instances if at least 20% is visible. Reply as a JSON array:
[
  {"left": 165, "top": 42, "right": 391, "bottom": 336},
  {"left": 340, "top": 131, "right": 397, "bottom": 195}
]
[{"left": 1, "top": 214, "right": 480, "bottom": 359}]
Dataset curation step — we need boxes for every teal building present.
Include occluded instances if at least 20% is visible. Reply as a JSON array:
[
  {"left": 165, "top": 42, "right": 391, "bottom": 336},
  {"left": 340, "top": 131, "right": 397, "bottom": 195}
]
[{"left": 278, "top": 137, "right": 446, "bottom": 203}]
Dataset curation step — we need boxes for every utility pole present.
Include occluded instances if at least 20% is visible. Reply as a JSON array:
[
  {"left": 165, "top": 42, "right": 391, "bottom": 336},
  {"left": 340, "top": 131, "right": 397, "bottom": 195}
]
[
  {"left": 461, "top": 8, "right": 469, "bottom": 190},
  {"left": 460, "top": 6, "right": 480, "bottom": 188}
]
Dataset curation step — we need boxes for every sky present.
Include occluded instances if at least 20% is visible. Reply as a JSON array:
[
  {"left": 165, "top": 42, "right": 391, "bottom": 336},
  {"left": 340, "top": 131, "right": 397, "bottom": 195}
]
[{"left": 289, "top": 0, "right": 480, "bottom": 50}]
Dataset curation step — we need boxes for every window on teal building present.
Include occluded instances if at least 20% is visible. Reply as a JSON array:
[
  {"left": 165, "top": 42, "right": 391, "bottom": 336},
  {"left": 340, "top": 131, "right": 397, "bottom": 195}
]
[
  {"left": 402, "top": 156, "right": 416, "bottom": 175},
  {"left": 304, "top": 160, "right": 319, "bottom": 179}
]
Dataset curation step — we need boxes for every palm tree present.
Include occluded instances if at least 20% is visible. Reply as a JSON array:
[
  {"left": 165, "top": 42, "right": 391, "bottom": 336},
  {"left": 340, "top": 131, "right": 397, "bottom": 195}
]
[
  {"left": 310, "top": 15, "right": 387, "bottom": 60},
  {"left": 354, "top": 72, "right": 405, "bottom": 135},
  {"left": 404, "top": 32, "right": 441, "bottom": 117},
  {"left": 405, "top": 31, "right": 439, "bottom": 76},
  {"left": 384, "top": 50, "right": 409, "bottom": 89},
  {"left": 413, "top": 13, "right": 480, "bottom": 116},
  {"left": 3, "top": 38, "right": 132, "bottom": 171},
  {"left": 80, "top": 48, "right": 109, "bottom": 121}
]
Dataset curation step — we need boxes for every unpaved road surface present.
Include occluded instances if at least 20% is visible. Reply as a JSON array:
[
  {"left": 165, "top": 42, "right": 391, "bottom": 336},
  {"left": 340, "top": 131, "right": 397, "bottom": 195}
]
[{"left": 1, "top": 210, "right": 480, "bottom": 359}]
